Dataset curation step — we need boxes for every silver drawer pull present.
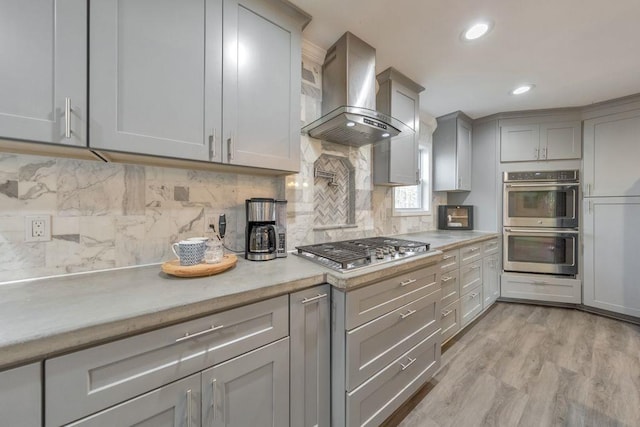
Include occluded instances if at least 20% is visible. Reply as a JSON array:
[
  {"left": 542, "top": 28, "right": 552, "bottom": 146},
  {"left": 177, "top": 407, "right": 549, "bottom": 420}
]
[
  {"left": 442, "top": 255, "right": 452, "bottom": 260},
  {"left": 400, "top": 309, "right": 417, "bottom": 319},
  {"left": 399, "top": 357, "right": 417, "bottom": 371},
  {"left": 469, "top": 247, "right": 479, "bottom": 252},
  {"left": 301, "top": 293, "right": 328, "bottom": 304},
  {"left": 471, "top": 265, "right": 481, "bottom": 270},
  {"left": 400, "top": 278, "right": 417, "bottom": 287},
  {"left": 534, "top": 281, "right": 549, "bottom": 286},
  {"left": 442, "top": 309, "right": 453, "bottom": 317},
  {"left": 442, "top": 276, "right": 453, "bottom": 283},
  {"left": 470, "top": 292, "right": 478, "bottom": 298},
  {"left": 176, "top": 324, "right": 225, "bottom": 342}
]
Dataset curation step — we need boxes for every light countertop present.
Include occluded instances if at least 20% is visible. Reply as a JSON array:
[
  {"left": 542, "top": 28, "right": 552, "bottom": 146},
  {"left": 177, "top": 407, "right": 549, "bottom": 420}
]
[{"left": 0, "top": 230, "right": 498, "bottom": 370}]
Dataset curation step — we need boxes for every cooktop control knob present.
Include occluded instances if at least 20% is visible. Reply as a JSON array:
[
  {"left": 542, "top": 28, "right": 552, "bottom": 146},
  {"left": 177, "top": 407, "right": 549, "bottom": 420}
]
[{"left": 398, "top": 246, "right": 406, "bottom": 255}]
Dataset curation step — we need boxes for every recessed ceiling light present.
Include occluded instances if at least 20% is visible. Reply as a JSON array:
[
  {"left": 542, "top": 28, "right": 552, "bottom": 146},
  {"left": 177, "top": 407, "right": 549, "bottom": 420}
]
[
  {"left": 381, "top": 133, "right": 390, "bottom": 138},
  {"left": 511, "top": 84, "right": 535, "bottom": 95},
  {"left": 462, "top": 21, "right": 492, "bottom": 41},
  {"left": 346, "top": 122, "right": 356, "bottom": 127}
]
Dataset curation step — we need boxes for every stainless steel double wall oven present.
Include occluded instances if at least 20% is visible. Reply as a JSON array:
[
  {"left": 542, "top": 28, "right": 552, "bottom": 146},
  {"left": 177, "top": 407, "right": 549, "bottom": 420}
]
[{"left": 503, "top": 170, "right": 580, "bottom": 276}]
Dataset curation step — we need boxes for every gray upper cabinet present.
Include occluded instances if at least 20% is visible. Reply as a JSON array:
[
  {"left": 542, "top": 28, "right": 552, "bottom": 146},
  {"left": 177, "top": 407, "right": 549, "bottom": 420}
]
[
  {"left": 90, "top": 0, "right": 221, "bottom": 162},
  {"left": 0, "top": 0, "right": 87, "bottom": 146},
  {"left": 222, "top": 0, "right": 306, "bottom": 172},
  {"left": 374, "top": 68, "right": 425, "bottom": 186},
  {"left": 433, "top": 111, "right": 472, "bottom": 192},
  {"left": 500, "top": 120, "right": 581, "bottom": 162},
  {"left": 90, "top": 0, "right": 308, "bottom": 171},
  {"left": 583, "top": 108, "right": 640, "bottom": 197},
  {"left": 0, "top": 363, "right": 41, "bottom": 427},
  {"left": 202, "top": 338, "right": 290, "bottom": 427},
  {"left": 290, "top": 285, "right": 331, "bottom": 427}
]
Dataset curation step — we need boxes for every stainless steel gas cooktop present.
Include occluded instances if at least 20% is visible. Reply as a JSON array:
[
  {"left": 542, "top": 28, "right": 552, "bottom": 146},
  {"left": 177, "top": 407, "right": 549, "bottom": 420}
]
[{"left": 295, "top": 237, "right": 430, "bottom": 272}]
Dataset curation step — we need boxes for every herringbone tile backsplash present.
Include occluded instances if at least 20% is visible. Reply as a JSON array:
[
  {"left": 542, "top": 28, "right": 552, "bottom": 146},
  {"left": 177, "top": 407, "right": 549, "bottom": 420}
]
[{"left": 314, "top": 155, "right": 352, "bottom": 226}]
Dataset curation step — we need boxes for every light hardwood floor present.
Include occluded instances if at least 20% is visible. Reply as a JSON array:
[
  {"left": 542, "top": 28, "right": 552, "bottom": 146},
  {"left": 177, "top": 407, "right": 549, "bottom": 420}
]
[{"left": 385, "top": 302, "right": 640, "bottom": 427}]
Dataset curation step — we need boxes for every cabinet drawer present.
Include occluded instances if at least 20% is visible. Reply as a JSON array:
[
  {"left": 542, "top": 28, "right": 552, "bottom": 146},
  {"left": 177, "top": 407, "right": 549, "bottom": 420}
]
[
  {"left": 45, "top": 295, "right": 288, "bottom": 427},
  {"left": 346, "top": 289, "right": 440, "bottom": 391},
  {"left": 346, "top": 329, "right": 441, "bottom": 427},
  {"left": 483, "top": 238, "right": 499, "bottom": 256},
  {"left": 440, "top": 249, "right": 460, "bottom": 273},
  {"left": 501, "top": 273, "right": 581, "bottom": 304},
  {"left": 461, "top": 285, "right": 483, "bottom": 327},
  {"left": 460, "top": 260, "right": 483, "bottom": 295},
  {"left": 441, "top": 299, "right": 461, "bottom": 344},
  {"left": 460, "top": 244, "right": 482, "bottom": 265},
  {"left": 345, "top": 264, "right": 440, "bottom": 329},
  {"left": 440, "top": 269, "right": 460, "bottom": 307}
]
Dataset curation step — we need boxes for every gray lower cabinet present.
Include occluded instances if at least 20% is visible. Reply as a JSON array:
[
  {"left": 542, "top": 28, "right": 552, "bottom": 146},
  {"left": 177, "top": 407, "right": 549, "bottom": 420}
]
[
  {"left": 0, "top": 363, "right": 41, "bottom": 427},
  {"left": 332, "top": 262, "right": 442, "bottom": 426},
  {"left": 67, "top": 374, "right": 201, "bottom": 427},
  {"left": 483, "top": 253, "right": 500, "bottom": 308},
  {"left": 45, "top": 295, "right": 288, "bottom": 426},
  {"left": 290, "top": 285, "right": 331, "bottom": 427},
  {"left": 0, "top": 0, "right": 86, "bottom": 146},
  {"left": 202, "top": 338, "right": 290, "bottom": 427}
]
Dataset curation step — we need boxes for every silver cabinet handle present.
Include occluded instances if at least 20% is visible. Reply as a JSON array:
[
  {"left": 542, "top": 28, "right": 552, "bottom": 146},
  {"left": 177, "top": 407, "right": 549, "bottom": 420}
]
[
  {"left": 534, "top": 281, "right": 549, "bottom": 286},
  {"left": 470, "top": 292, "right": 478, "bottom": 298},
  {"left": 400, "top": 309, "right": 417, "bottom": 319},
  {"left": 471, "top": 265, "right": 481, "bottom": 270},
  {"left": 504, "top": 228, "right": 579, "bottom": 234},
  {"left": 301, "top": 293, "right": 328, "bottom": 304},
  {"left": 209, "top": 128, "right": 216, "bottom": 160},
  {"left": 469, "top": 247, "right": 479, "bottom": 252},
  {"left": 186, "top": 389, "right": 192, "bottom": 427},
  {"left": 442, "top": 309, "right": 453, "bottom": 317},
  {"left": 442, "top": 254, "right": 452, "bottom": 260},
  {"left": 400, "top": 357, "right": 417, "bottom": 371},
  {"left": 534, "top": 147, "right": 539, "bottom": 159},
  {"left": 541, "top": 147, "right": 547, "bottom": 159},
  {"left": 442, "top": 276, "right": 453, "bottom": 283},
  {"left": 65, "top": 97, "right": 72, "bottom": 139},
  {"left": 400, "top": 278, "right": 417, "bottom": 287},
  {"left": 227, "top": 136, "right": 234, "bottom": 161},
  {"left": 585, "top": 183, "right": 591, "bottom": 197},
  {"left": 175, "top": 324, "right": 225, "bottom": 342}
]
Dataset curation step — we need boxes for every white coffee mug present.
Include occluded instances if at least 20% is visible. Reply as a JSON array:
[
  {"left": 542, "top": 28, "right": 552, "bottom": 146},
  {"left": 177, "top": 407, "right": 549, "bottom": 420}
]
[{"left": 171, "top": 240, "right": 206, "bottom": 266}]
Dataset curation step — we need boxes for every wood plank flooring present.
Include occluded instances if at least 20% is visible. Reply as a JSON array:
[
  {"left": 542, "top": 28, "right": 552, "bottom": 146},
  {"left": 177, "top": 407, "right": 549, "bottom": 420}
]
[{"left": 384, "top": 302, "right": 640, "bottom": 427}]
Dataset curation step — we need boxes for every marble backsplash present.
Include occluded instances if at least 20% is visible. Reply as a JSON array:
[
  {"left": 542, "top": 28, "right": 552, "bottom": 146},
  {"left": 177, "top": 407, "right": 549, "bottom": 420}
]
[{"left": 0, "top": 47, "right": 443, "bottom": 282}]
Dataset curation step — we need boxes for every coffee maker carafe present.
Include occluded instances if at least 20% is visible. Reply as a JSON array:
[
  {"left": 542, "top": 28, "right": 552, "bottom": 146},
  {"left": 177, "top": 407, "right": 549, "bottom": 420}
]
[{"left": 245, "top": 198, "right": 278, "bottom": 261}]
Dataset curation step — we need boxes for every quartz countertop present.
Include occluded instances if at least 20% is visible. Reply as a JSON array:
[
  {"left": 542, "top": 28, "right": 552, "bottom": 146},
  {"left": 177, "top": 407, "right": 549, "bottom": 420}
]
[{"left": 0, "top": 230, "right": 498, "bottom": 370}]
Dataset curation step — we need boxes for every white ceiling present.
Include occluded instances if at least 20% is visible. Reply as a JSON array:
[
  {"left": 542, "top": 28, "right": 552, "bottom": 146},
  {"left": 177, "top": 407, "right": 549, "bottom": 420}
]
[{"left": 289, "top": 0, "right": 640, "bottom": 119}]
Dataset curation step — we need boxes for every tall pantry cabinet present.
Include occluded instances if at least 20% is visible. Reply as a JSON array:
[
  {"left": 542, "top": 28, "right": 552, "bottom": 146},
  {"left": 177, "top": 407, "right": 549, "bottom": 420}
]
[{"left": 582, "top": 105, "right": 640, "bottom": 317}]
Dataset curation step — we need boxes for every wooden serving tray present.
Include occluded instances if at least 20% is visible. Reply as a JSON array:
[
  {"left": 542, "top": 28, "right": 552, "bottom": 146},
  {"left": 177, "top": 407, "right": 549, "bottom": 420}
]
[{"left": 161, "top": 254, "right": 238, "bottom": 278}]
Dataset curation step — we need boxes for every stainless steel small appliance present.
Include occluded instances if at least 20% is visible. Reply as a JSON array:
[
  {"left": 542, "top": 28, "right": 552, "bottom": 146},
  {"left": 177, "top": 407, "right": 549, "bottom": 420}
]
[
  {"left": 503, "top": 170, "right": 579, "bottom": 228},
  {"left": 438, "top": 205, "right": 474, "bottom": 230},
  {"left": 245, "top": 198, "right": 277, "bottom": 261},
  {"left": 295, "top": 237, "right": 430, "bottom": 272}
]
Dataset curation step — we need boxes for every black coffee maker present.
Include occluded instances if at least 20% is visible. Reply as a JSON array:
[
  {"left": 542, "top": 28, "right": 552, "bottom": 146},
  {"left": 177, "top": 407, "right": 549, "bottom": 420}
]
[{"left": 245, "top": 198, "right": 277, "bottom": 261}]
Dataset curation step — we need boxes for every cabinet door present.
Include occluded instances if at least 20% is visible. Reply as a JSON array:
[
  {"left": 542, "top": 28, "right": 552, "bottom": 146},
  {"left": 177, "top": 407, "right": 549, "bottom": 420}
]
[
  {"left": 500, "top": 124, "right": 540, "bottom": 162},
  {"left": 0, "top": 363, "right": 41, "bottom": 427},
  {"left": 290, "top": 285, "right": 330, "bottom": 427},
  {"left": 540, "top": 121, "right": 582, "bottom": 160},
  {"left": 223, "top": 0, "right": 302, "bottom": 172},
  {"left": 90, "top": 0, "right": 222, "bottom": 161},
  {"left": 0, "top": 0, "right": 86, "bottom": 146},
  {"left": 583, "top": 109, "right": 640, "bottom": 197},
  {"left": 482, "top": 254, "right": 500, "bottom": 308},
  {"left": 388, "top": 82, "right": 419, "bottom": 185},
  {"left": 583, "top": 197, "right": 640, "bottom": 317},
  {"left": 67, "top": 374, "right": 200, "bottom": 427},
  {"left": 202, "top": 338, "right": 289, "bottom": 427},
  {"left": 456, "top": 118, "right": 472, "bottom": 190}
]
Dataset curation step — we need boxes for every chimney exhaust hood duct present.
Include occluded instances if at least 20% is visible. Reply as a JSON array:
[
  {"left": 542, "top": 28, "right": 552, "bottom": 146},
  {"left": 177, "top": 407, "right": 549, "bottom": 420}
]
[{"left": 301, "top": 32, "right": 413, "bottom": 146}]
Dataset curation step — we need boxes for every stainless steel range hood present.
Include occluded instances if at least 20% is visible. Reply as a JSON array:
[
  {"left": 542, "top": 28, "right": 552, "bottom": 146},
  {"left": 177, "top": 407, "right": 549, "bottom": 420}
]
[{"left": 302, "top": 32, "right": 412, "bottom": 146}]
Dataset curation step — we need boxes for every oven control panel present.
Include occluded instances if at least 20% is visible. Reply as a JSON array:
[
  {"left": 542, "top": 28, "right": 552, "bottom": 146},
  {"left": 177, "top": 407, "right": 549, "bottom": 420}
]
[{"left": 504, "top": 170, "right": 579, "bottom": 182}]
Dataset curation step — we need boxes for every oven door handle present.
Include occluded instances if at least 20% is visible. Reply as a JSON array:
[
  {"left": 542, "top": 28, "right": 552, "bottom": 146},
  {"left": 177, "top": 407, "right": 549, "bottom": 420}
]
[
  {"left": 504, "top": 228, "right": 579, "bottom": 234},
  {"left": 504, "top": 183, "right": 579, "bottom": 188}
]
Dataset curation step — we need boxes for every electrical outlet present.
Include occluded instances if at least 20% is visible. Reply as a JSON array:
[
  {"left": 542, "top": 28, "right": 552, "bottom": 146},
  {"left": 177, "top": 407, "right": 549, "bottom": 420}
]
[
  {"left": 205, "top": 215, "right": 218, "bottom": 235},
  {"left": 25, "top": 215, "right": 51, "bottom": 242}
]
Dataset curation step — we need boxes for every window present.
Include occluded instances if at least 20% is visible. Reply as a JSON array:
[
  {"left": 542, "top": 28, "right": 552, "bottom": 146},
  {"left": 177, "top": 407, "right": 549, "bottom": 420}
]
[{"left": 393, "top": 145, "right": 431, "bottom": 216}]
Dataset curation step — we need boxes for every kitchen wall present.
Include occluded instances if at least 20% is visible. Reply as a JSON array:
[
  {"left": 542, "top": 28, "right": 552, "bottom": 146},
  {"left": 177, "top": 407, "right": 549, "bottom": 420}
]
[{"left": 0, "top": 49, "right": 443, "bottom": 283}]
